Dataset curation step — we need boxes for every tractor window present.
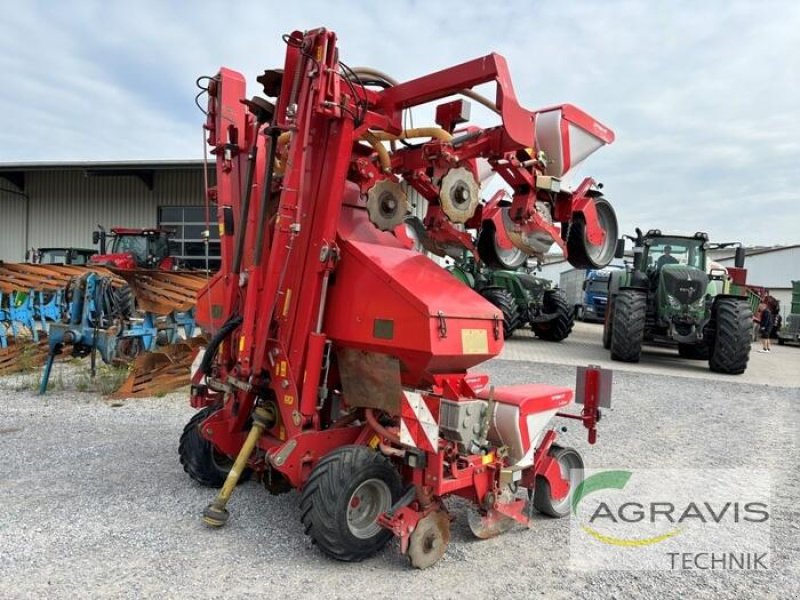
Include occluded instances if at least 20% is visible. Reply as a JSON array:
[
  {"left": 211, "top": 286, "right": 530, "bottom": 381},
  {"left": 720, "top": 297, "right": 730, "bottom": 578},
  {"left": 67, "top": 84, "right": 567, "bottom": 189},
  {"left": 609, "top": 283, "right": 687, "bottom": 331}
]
[
  {"left": 149, "top": 234, "right": 170, "bottom": 260},
  {"left": 647, "top": 238, "right": 704, "bottom": 270},
  {"left": 112, "top": 235, "right": 148, "bottom": 262}
]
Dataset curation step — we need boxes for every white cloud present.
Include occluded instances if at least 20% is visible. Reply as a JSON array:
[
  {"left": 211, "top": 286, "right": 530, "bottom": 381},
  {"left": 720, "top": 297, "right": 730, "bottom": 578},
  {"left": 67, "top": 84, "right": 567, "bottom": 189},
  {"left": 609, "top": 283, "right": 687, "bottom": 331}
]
[{"left": 1, "top": 0, "right": 798, "bottom": 245}]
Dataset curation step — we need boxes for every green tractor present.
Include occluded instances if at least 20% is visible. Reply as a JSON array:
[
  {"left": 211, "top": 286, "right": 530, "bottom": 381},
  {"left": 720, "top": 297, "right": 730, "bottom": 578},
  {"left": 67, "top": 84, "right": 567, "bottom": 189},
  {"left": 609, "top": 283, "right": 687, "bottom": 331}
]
[
  {"left": 604, "top": 229, "right": 751, "bottom": 374},
  {"left": 449, "top": 255, "right": 574, "bottom": 341}
]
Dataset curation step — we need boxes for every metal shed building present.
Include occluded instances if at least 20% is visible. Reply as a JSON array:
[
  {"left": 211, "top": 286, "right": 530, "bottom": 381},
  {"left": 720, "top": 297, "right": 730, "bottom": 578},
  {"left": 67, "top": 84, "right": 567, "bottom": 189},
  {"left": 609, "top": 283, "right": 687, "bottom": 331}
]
[{"left": 0, "top": 160, "right": 218, "bottom": 267}]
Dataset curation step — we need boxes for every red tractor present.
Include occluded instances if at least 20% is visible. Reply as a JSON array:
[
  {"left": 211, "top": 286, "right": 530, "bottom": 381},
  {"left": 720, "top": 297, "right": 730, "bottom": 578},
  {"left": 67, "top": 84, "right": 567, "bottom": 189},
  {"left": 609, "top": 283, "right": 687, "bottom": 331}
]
[
  {"left": 90, "top": 226, "right": 178, "bottom": 271},
  {"left": 181, "top": 28, "right": 615, "bottom": 568}
]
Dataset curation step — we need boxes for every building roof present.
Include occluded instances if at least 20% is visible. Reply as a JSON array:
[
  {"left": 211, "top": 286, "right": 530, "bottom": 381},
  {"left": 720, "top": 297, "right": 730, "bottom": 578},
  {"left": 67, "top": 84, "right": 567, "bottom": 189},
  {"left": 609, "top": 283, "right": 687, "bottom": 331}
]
[
  {"left": 715, "top": 244, "right": 800, "bottom": 262},
  {"left": 0, "top": 160, "right": 206, "bottom": 192},
  {"left": 0, "top": 160, "right": 204, "bottom": 172}
]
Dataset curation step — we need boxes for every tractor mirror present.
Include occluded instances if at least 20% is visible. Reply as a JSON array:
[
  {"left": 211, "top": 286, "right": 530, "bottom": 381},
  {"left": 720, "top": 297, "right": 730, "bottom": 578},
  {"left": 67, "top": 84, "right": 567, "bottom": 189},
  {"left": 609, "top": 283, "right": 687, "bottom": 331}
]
[
  {"left": 614, "top": 239, "right": 625, "bottom": 259},
  {"left": 92, "top": 231, "right": 100, "bottom": 245},
  {"left": 734, "top": 247, "right": 746, "bottom": 268}
]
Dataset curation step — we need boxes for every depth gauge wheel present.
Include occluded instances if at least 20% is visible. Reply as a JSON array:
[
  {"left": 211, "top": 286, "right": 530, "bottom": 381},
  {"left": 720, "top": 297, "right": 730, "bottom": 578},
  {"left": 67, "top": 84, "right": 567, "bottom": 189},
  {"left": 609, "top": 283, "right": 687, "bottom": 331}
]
[
  {"left": 300, "top": 445, "right": 401, "bottom": 562},
  {"left": 476, "top": 221, "right": 527, "bottom": 270},
  {"left": 565, "top": 197, "right": 618, "bottom": 269},
  {"left": 534, "top": 445, "right": 584, "bottom": 518},
  {"left": 179, "top": 405, "right": 251, "bottom": 488}
]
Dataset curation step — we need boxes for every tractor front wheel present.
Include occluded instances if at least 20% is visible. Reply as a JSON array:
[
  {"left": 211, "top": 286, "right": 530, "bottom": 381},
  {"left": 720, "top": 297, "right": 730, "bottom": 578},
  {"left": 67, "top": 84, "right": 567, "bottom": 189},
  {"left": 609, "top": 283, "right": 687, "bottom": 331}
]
[
  {"left": 179, "top": 406, "right": 250, "bottom": 488},
  {"left": 479, "top": 287, "right": 522, "bottom": 338},
  {"left": 531, "top": 290, "right": 574, "bottom": 342},
  {"left": 610, "top": 289, "right": 646, "bottom": 362},
  {"left": 300, "top": 445, "right": 401, "bottom": 562},
  {"left": 708, "top": 298, "right": 752, "bottom": 374}
]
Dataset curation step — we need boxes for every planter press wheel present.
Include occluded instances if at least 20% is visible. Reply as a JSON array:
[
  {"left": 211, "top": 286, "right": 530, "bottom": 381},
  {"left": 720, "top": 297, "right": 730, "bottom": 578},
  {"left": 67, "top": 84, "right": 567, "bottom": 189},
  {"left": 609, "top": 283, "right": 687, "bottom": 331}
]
[
  {"left": 534, "top": 445, "right": 584, "bottom": 518},
  {"left": 565, "top": 197, "right": 618, "bottom": 269},
  {"left": 477, "top": 220, "right": 528, "bottom": 270}
]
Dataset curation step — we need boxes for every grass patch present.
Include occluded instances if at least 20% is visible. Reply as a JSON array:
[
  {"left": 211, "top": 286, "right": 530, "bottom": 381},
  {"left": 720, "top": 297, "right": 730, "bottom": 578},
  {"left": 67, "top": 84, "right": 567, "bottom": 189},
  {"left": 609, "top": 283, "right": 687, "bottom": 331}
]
[{"left": 76, "top": 364, "right": 131, "bottom": 395}]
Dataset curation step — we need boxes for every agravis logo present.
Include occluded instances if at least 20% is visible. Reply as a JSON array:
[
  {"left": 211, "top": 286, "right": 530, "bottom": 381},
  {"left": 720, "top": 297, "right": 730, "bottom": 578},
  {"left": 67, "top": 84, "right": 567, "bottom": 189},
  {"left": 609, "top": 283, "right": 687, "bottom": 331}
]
[{"left": 572, "top": 470, "right": 769, "bottom": 548}]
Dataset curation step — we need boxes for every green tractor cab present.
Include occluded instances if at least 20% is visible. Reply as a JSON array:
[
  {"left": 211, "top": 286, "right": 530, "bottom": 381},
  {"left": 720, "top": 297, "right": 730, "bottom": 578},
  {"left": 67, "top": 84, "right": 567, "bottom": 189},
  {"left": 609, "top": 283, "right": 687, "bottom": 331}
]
[{"left": 603, "top": 229, "right": 751, "bottom": 374}]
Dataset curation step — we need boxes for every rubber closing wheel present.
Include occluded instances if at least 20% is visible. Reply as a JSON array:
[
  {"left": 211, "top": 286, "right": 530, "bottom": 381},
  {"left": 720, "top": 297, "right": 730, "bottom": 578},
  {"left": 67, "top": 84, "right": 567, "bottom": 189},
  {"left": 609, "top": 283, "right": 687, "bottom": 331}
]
[
  {"left": 566, "top": 197, "right": 618, "bottom": 269},
  {"left": 477, "top": 220, "right": 528, "bottom": 270},
  {"left": 408, "top": 511, "right": 451, "bottom": 569}
]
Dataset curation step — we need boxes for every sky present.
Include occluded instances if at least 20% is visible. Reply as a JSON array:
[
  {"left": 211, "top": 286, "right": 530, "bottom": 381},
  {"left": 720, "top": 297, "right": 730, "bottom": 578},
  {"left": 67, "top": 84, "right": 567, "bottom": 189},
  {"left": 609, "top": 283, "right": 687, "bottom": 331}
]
[{"left": 2, "top": 0, "right": 799, "bottom": 246}]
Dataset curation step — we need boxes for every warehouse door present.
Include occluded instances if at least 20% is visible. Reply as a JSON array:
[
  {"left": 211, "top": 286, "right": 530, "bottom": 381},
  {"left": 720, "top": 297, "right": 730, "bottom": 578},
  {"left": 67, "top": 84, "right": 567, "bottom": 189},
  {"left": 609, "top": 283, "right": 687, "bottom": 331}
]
[{"left": 157, "top": 206, "right": 220, "bottom": 270}]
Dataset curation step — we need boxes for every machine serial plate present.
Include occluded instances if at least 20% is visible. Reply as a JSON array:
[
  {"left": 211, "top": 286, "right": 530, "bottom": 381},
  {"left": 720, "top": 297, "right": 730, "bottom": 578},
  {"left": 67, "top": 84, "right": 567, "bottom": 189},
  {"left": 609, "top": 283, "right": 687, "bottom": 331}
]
[{"left": 461, "top": 329, "right": 488, "bottom": 354}]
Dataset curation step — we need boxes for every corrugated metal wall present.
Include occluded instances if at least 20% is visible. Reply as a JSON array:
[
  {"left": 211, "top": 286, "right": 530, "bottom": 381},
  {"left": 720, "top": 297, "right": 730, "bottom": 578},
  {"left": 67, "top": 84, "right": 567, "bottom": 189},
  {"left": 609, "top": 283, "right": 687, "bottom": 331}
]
[
  {"left": 0, "top": 189, "right": 27, "bottom": 261},
  {"left": 0, "top": 169, "right": 205, "bottom": 259}
]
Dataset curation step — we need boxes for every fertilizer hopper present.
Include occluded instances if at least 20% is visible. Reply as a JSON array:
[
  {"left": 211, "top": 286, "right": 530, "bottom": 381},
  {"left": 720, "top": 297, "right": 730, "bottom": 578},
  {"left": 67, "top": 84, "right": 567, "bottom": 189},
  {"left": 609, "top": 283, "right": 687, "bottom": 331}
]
[
  {"left": 534, "top": 103, "right": 615, "bottom": 179},
  {"left": 325, "top": 207, "right": 503, "bottom": 385}
]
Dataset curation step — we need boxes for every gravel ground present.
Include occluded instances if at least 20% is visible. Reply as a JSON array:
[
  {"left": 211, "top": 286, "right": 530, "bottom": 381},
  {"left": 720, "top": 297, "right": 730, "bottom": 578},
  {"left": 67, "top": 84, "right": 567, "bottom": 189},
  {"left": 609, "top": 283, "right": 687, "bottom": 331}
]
[{"left": 0, "top": 359, "right": 797, "bottom": 599}]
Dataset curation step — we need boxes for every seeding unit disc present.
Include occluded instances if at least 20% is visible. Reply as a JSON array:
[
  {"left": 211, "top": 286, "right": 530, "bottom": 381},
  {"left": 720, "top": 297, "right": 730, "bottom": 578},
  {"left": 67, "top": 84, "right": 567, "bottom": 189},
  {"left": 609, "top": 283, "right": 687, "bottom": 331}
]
[
  {"left": 439, "top": 167, "right": 480, "bottom": 224},
  {"left": 366, "top": 180, "right": 410, "bottom": 231}
]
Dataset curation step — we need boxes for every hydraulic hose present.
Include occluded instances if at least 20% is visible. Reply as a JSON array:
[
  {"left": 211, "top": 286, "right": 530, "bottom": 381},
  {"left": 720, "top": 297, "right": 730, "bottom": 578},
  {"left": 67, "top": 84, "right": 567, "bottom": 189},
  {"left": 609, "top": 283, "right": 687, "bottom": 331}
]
[
  {"left": 199, "top": 314, "right": 243, "bottom": 376},
  {"left": 365, "top": 408, "right": 402, "bottom": 446},
  {"left": 360, "top": 131, "right": 392, "bottom": 173},
  {"left": 253, "top": 127, "right": 281, "bottom": 266},
  {"left": 232, "top": 123, "right": 260, "bottom": 275}
]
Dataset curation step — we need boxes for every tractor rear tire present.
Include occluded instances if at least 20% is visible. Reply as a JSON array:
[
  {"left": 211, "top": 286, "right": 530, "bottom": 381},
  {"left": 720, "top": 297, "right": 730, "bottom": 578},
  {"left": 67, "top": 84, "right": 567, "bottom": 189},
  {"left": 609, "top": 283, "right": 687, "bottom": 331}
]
[
  {"left": 300, "top": 445, "right": 402, "bottom": 562},
  {"left": 708, "top": 298, "right": 752, "bottom": 374},
  {"left": 479, "top": 287, "right": 522, "bottom": 338},
  {"left": 179, "top": 406, "right": 251, "bottom": 488},
  {"left": 610, "top": 290, "right": 646, "bottom": 362},
  {"left": 531, "top": 290, "right": 574, "bottom": 342},
  {"left": 678, "top": 343, "right": 709, "bottom": 360},
  {"left": 533, "top": 445, "right": 584, "bottom": 518},
  {"left": 565, "top": 197, "right": 619, "bottom": 269}
]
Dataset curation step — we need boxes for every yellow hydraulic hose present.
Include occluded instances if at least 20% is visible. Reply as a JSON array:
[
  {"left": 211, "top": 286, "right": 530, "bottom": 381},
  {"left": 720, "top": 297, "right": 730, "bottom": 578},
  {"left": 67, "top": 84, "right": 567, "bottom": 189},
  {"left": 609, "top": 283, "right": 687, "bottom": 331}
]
[{"left": 360, "top": 131, "right": 392, "bottom": 173}]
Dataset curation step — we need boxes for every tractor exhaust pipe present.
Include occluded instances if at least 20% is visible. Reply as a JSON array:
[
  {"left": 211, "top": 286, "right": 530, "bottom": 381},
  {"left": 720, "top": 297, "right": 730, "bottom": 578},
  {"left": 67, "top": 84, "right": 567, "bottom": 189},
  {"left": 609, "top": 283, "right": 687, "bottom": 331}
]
[{"left": 202, "top": 405, "right": 275, "bottom": 527}]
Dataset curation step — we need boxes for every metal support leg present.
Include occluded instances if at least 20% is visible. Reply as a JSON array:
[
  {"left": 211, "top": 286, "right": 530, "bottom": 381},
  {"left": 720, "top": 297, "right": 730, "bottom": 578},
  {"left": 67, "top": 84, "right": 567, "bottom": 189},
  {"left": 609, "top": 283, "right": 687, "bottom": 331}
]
[{"left": 39, "top": 352, "right": 57, "bottom": 395}]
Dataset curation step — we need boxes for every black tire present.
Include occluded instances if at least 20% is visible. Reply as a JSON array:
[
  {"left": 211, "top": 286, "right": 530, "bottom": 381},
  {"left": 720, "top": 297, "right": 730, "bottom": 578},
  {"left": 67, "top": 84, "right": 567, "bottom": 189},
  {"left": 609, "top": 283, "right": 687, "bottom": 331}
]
[
  {"left": 602, "top": 296, "right": 613, "bottom": 349},
  {"left": 534, "top": 445, "right": 584, "bottom": 518},
  {"left": 111, "top": 284, "right": 135, "bottom": 319},
  {"left": 708, "top": 298, "right": 752, "bottom": 374},
  {"left": 777, "top": 337, "right": 785, "bottom": 346},
  {"left": 565, "top": 197, "right": 618, "bottom": 269},
  {"left": 479, "top": 287, "right": 522, "bottom": 338},
  {"left": 610, "top": 289, "right": 646, "bottom": 362},
  {"left": 476, "top": 220, "right": 527, "bottom": 270},
  {"left": 531, "top": 290, "right": 574, "bottom": 342},
  {"left": 678, "top": 343, "right": 709, "bottom": 360},
  {"left": 300, "top": 445, "right": 402, "bottom": 562},
  {"left": 179, "top": 405, "right": 250, "bottom": 488}
]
